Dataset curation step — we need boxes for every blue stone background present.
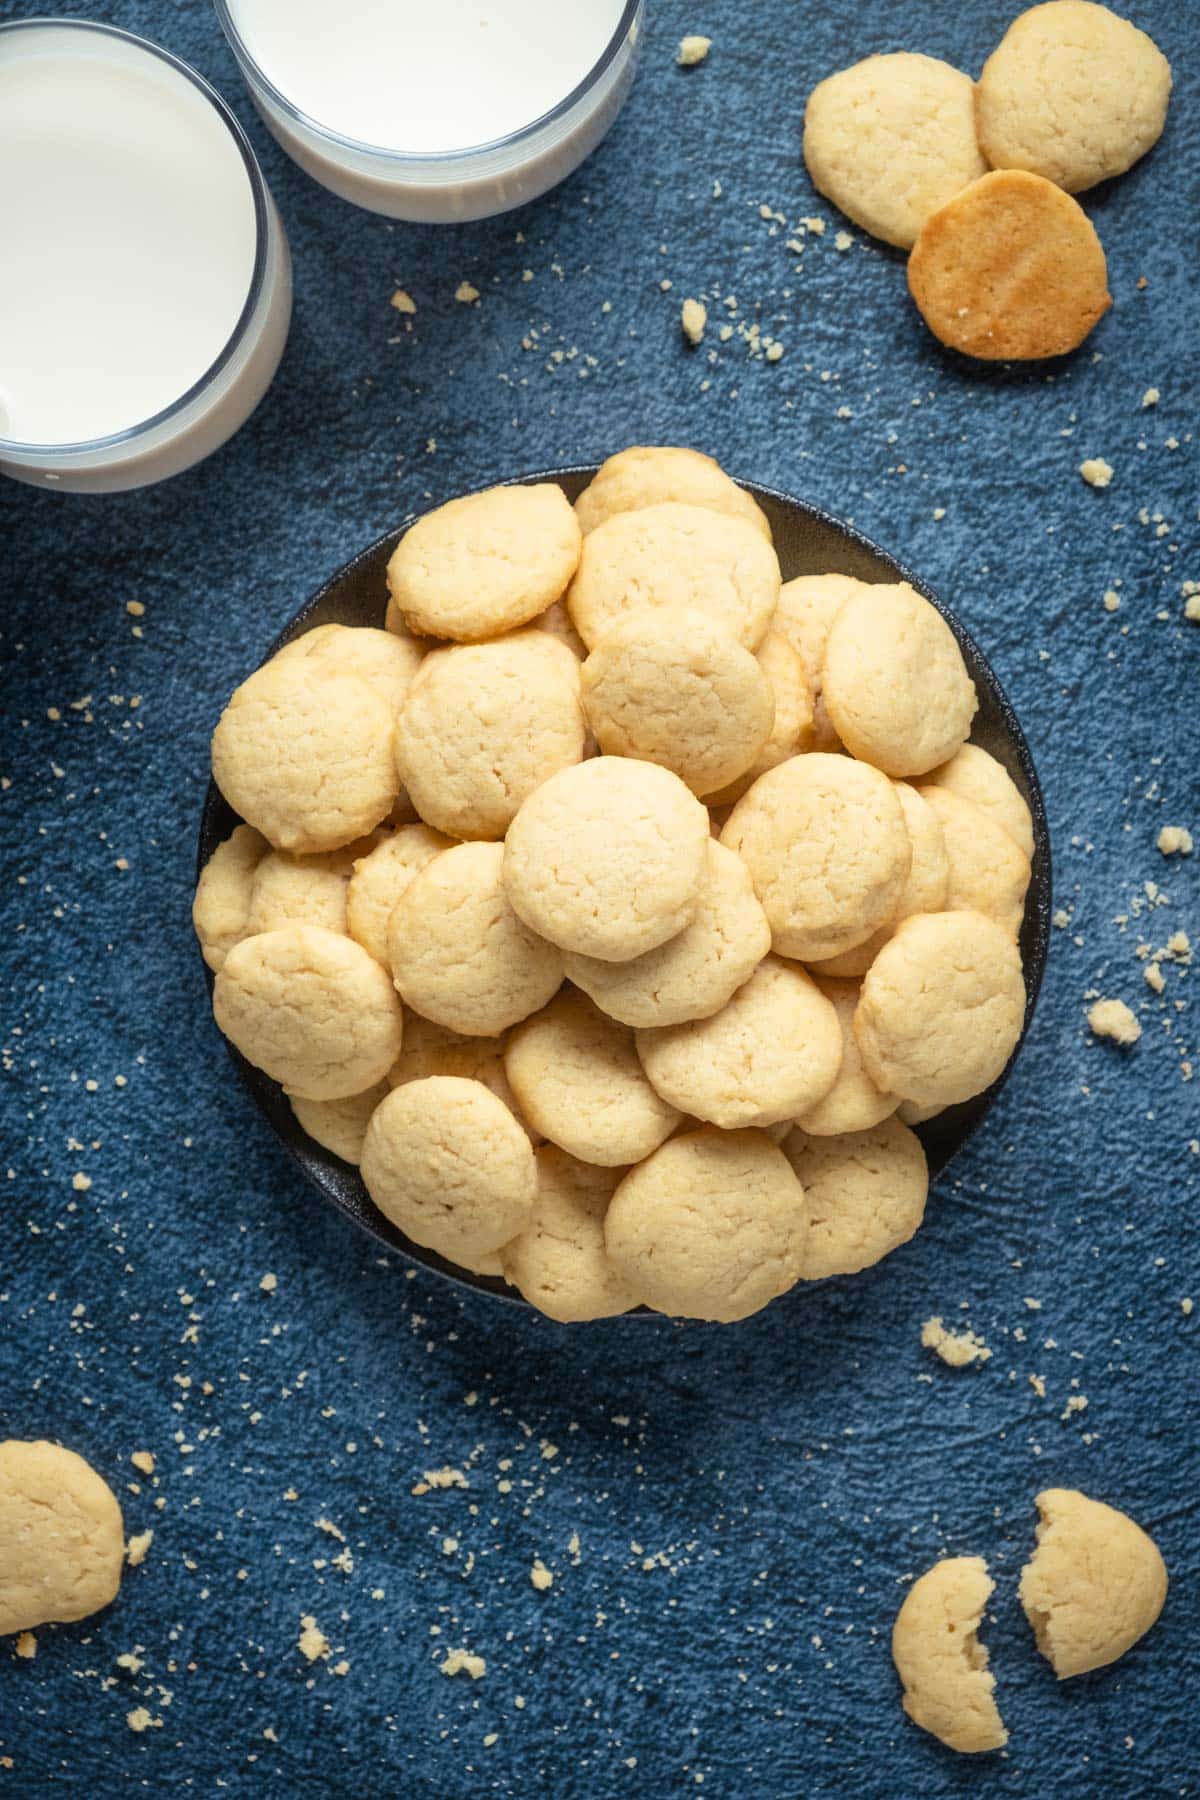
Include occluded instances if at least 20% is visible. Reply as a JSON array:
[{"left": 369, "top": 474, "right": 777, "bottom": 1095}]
[{"left": 1, "top": 0, "right": 1196, "bottom": 1790}]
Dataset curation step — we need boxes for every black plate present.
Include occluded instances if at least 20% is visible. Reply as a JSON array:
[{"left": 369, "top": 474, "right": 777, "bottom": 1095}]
[{"left": 198, "top": 469, "right": 1052, "bottom": 1307}]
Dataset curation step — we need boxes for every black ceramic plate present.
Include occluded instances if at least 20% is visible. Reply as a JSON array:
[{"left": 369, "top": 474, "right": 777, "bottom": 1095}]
[{"left": 198, "top": 469, "right": 1051, "bottom": 1306}]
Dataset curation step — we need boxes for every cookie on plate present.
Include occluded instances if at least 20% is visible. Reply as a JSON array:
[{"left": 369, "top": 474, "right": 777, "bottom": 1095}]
[
  {"left": 773, "top": 572, "right": 868, "bottom": 751},
  {"left": 804, "top": 52, "right": 987, "bottom": 248},
  {"left": 976, "top": 1, "right": 1171, "bottom": 194},
  {"left": 925, "top": 743, "right": 1034, "bottom": 861},
  {"left": 290, "top": 1083, "right": 388, "bottom": 1166},
  {"left": 810, "top": 781, "right": 950, "bottom": 979},
  {"left": 918, "top": 785, "right": 1031, "bottom": 939},
  {"left": 272, "top": 622, "right": 423, "bottom": 717},
  {"left": 908, "top": 170, "right": 1112, "bottom": 361},
  {"left": 793, "top": 976, "right": 900, "bottom": 1137},
  {"left": 783, "top": 1116, "right": 927, "bottom": 1276},
  {"left": 346, "top": 823, "right": 454, "bottom": 968},
  {"left": 575, "top": 446, "right": 771, "bottom": 541},
  {"left": 500, "top": 1147, "right": 638, "bottom": 1321},
  {"left": 193, "top": 822, "right": 268, "bottom": 973},
  {"left": 703, "top": 631, "right": 815, "bottom": 803},
  {"left": 385, "top": 483, "right": 581, "bottom": 641}
]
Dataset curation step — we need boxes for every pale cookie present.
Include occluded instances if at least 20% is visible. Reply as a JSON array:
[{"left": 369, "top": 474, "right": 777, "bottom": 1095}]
[
  {"left": 574, "top": 446, "right": 771, "bottom": 542},
  {"left": 794, "top": 977, "right": 900, "bottom": 1136},
  {"left": 604, "top": 1127, "right": 807, "bottom": 1322},
  {"left": 193, "top": 823, "right": 268, "bottom": 973},
  {"left": 804, "top": 53, "right": 987, "bottom": 249},
  {"left": 213, "top": 924, "right": 404, "bottom": 1101},
  {"left": 395, "top": 631, "right": 585, "bottom": 840},
  {"left": 244, "top": 839, "right": 374, "bottom": 940},
  {"left": 810, "top": 781, "right": 950, "bottom": 978},
  {"left": 566, "top": 502, "right": 780, "bottom": 651},
  {"left": 976, "top": 1, "right": 1171, "bottom": 194},
  {"left": 386, "top": 1013, "right": 537, "bottom": 1142},
  {"left": 636, "top": 956, "right": 842, "bottom": 1129},
  {"left": 782, "top": 1116, "right": 927, "bottom": 1276},
  {"left": 918, "top": 786, "right": 1031, "bottom": 939},
  {"left": 897, "top": 1096, "right": 947, "bottom": 1126},
  {"left": 500, "top": 1147, "right": 638, "bottom": 1322},
  {"left": 581, "top": 608, "right": 775, "bottom": 796},
  {"left": 360, "top": 1076, "right": 536, "bottom": 1261},
  {"left": 0, "top": 1441, "right": 124, "bottom": 1634},
  {"left": 563, "top": 840, "right": 770, "bottom": 1029},
  {"left": 504, "top": 757, "right": 709, "bottom": 962},
  {"left": 822, "top": 584, "right": 977, "bottom": 776},
  {"left": 212, "top": 661, "right": 398, "bottom": 854},
  {"left": 1019, "top": 1487, "right": 1167, "bottom": 1679},
  {"left": 720, "top": 753, "right": 911, "bottom": 962},
  {"left": 385, "top": 482, "right": 582, "bottom": 641},
  {"left": 926, "top": 742, "right": 1035, "bottom": 861},
  {"left": 704, "top": 632, "right": 815, "bottom": 804},
  {"left": 908, "top": 170, "right": 1111, "bottom": 360},
  {"left": 290, "top": 1082, "right": 388, "bottom": 1165},
  {"left": 892, "top": 1557, "right": 1008, "bottom": 1754},
  {"left": 854, "top": 910, "right": 1025, "bottom": 1107},
  {"left": 273, "top": 622, "right": 423, "bottom": 716},
  {"left": 346, "top": 823, "right": 454, "bottom": 968},
  {"left": 505, "top": 987, "right": 680, "bottom": 1166},
  {"left": 533, "top": 597, "right": 587, "bottom": 661},
  {"left": 774, "top": 572, "right": 869, "bottom": 751},
  {"left": 389, "top": 842, "right": 563, "bottom": 1037}
]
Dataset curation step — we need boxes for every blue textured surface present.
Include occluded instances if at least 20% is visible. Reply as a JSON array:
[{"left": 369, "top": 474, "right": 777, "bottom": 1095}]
[{"left": 1, "top": 0, "right": 1196, "bottom": 1793}]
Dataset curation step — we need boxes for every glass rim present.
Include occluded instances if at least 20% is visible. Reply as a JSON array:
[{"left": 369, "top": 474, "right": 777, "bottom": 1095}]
[
  {"left": 213, "top": 0, "right": 642, "bottom": 167},
  {"left": 0, "top": 16, "right": 272, "bottom": 462}
]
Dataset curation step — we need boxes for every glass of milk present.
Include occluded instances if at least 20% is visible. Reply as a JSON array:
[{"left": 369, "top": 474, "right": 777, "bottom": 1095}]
[
  {"left": 0, "top": 20, "right": 292, "bottom": 494},
  {"left": 215, "top": 0, "right": 643, "bottom": 221}
]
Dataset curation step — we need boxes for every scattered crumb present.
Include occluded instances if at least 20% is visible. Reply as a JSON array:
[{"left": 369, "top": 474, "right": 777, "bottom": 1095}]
[
  {"left": 71, "top": 1172, "right": 92, "bottom": 1192},
  {"left": 1087, "top": 998, "right": 1141, "bottom": 1045},
  {"left": 681, "top": 298, "right": 707, "bottom": 346},
  {"left": 297, "top": 1616, "right": 331, "bottom": 1663},
  {"left": 126, "top": 1529, "right": 153, "bottom": 1568},
  {"left": 454, "top": 281, "right": 480, "bottom": 305},
  {"left": 116, "top": 1652, "right": 144, "bottom": 1674},
  {"left": 126, "top": 1708, "right": 162, "bottom": 1734},
  {"left": 14, "top": 1632, "right": 36, "bottom": 1660},
  {"left": 1186, "top": 596, "right": 1200, "bottom": 623},
  {"left": 412, "top": 1466, "right": 469, "bottom": 1494},
  {"left": 1142, "top": 387, "right": 1160, "bottom": 407},
  {"left": 920, "top": 1316, "right": 991, "bottom": 1368},
  {"left": 765, "top": 342, "right": 784, "bottom": 363},
  {"left": 1102, "top": 589, "right": 1121, "bottom": 613},
  {"left": 799, "top": 216, "right": 825, "bottom": 235},
  {"left": 1144, "top": 962, "right": 1165, "bottom": 994},
  {"left": 834, "top": 230, "right": 853, "bottom": 252},
  {"left": 530, "top": 1559, "right": 554, "bottom": 1592},
  {"left": 130, "top": 1451, "right": 155, "bottom": 1476},
  {"left": 1079, "top": 457, "right": 1114, "bottom": 489},
  {"left": 676, "top": 34, "right": 711, "bottom": 66},
  {"left": 1157, "top": 826, "right": 1193, "bottom": 856},
  {"left": 259, "top": 1272, "right": 277, "bottom": 1293},
  {"left": 440, "top": 1648, "right": 487, "bottom": 1679},
  {"left": 1029, "top": 1374, "right": 1047, "bottom": 1399},
  {"left": 1183, "top": 1298, "right": 1194, "bottom": 1317},
  {"left": 390, "top": 289, "right": 416, "bottom": 315}
]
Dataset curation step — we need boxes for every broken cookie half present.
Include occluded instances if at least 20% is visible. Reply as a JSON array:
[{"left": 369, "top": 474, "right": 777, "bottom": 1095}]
[
  {"left": 1018, "top": 1487, "right": 1168, "bottom": 1680},
  {"left": 892, "top": 1556, "right": 1008, "bottom": 1754}
]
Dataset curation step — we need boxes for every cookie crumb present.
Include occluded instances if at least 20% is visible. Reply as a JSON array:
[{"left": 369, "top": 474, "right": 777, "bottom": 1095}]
[
  {"left": 71, "top": 1172, "right": 92, "bottom": 1192},
  {"left": 681, "top": 298, "right": 707, "bottom": 346},
  {"left": 390, "top": 288, "right": 416, "bottom": 315},
  {"left": 1144, "top": 962, "right": 1165, "bottom": 993},
  {"left": 530, "top": 1559, "right": 554, "bottom": 1592},
  {"left": 297, "top": 1616, "right": 330, "bottom": 1663},
  {"left": 921, "top": 1316, "right": 991, "bottom": 1367},
  {"left": 1079, "top": 457, "right": 1114, "bottom": 488},
  {"left": 676, "top": 34, "right": 711, "bottom": 66},
  {"left": 130, "top": 1450, "right": 155, "bottom": 1475},
  {"left": 1102, "top": 589, "right": 1121, "bottom": 613},
  {"left": 1087, "top": 998, "right": 1141, "bottom": 1045},
  {"left": 259, "top": 1272, "right": 277, "bottom": 1293},
  {"left": 1141, "top": 387, "right": 1160, "bottom": 407},
  {"left": 126, "top": 1529, "right": 153, "bottom": 1568},
  {"left": 126, "top": 1707, "right": 162, "bottom": 1733},
  {"left": 1157, "top": 826, "right": 1193, "bottom": 856},
  {"left": 1183, "top": 1298, "right": 1194, "bottom": 1316},
  {"left": 454, "top": 281, "right": 480, "bottom": 305},
  {"left": 14, "top": 1632, "right": 36, "bottom": 1660},
  {"left": 834, "top": 230, "right": 853, "bottom": 251},
  {"left": 440, "top": 1648, "right": 487, "bottom": 1679},
  {"left": 1029, "top": 1373, "right": 1047, "bottom": 1399}
]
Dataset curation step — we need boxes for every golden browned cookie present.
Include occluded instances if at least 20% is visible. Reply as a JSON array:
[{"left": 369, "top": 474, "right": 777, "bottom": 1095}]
[{"left": 907, "top": 170, "right": 1111, "bottom": 361}]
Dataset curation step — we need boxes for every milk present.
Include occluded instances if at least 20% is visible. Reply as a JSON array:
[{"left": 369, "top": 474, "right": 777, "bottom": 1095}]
[
  {"left": 220, "top": 0, "right": 642, "bottom": 221},
  {"left": 0, "top": 22, "right": 292, "bottom": 492}
]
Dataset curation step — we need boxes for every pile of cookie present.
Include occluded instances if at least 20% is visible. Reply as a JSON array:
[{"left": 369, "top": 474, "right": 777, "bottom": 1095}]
[
  {"left": 195, "top": 445, "right": 1034, "bottom": 1324},
  {"left": 804, "top": 0, "right": 1172, "bottom": 359}
]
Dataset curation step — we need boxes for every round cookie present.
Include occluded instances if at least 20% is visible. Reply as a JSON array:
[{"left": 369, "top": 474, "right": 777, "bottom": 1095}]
[
  {"left": 705, "top": 632, "right": 815, "bottom": 804},
  {"left": 360, "top": 1076, "right": 536, "bottom": 1261},
  {"left": 389, "top": 841, "right": 563, "bottom": 1037},
  {"left": 395, "top": 631, "right": 586, "bottom": 840},
  {"left": 243, "top": 841, "right": 368, "bottom": 940},
  {"left": 892, "top": 1558, "right": 1008, "bottom": 1755},
  {"left": 782, "top": 1116, "right": 927, "bottom": 1277},
  {"left": 854, "top": 910, "right": 1026, "bottom": 1107},
  {"left": 774, "top": 572, "right": 869, "bottom": 752},
  {"left": 823, "top": 584, "right": 977, "bottom": 777},
  {"left": 720, "top": 753, "right": 911, "bottom": 962},
  {"left": 563, "top": 840, "right": 770, "bottom": 1029},
  {"left": 917, "top": 785, "right": 1032, "bottom": 939},
  {"left": 386, "top": 1013, "right": 537, "bottom": 1143},
  {"left": 533, "top": 598, "right": 588, "bottom": 662},
  {"left": 907, "top": 170, "right": 1111, "bottom": 361},
  {"left": 0, "top": 1440, "right": 124, "bottom": 1633},
  {"left": 505, "top": 987, "right": 680, "bottom": 1166},
  {"left": 213, "top": 924, "right": 404, "bottom": 1101},
  {"left": 581, "top": 609, "right": 775, "bottom": 796},
  {"left": 926, "top": 742, "right": 1035, "bottom": 861},
  {"left": 500, "top": 1146, "right": 638, "bottom": 1322},
  {"left": 346, "top": 823, "right": 454, "bottom": 968},
  {"left": 1019, "top": 1487, "right": 1168, "bottom": 1679},
  {"left": 976, "top": 1, "right": 1171, "bottom": 194},
  {"left": 604, "top": 1127, "right": 807, "bottom": 1321},
  {"left": 566, "top": 502, "right": 780, "bottom": 652},
  {"left": 575, "top": 446, "right": 771, "bottom": 541},
  {"left": 811, "top": 781, "right": 950, "bottom": 978},
  {"left": 290, "top": 1082, "right": 388, "bottom": 1166},
  {"left": 193, "top": 822, "right": 268, "bottom": 973},
  {"left": 504, "top": 757, "right": 709, "bottom": 962},
  {"left": 272, "top": 622, "right": 423, "bottom": 716},
  {"left": 795, "top": 977, "right": 900, "bottom": 1137},
  {"left": 636, "top": 956, "right": 842, "bottom": 1129},
  {"left": 385, "top": 482, "right": 582, "bottom": 641},
  {"left": 212, "top": 660, "right": 398, "bottom": 854},
  {"left": 804, "top": 53, "right": 988, "bottom": 249}
]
